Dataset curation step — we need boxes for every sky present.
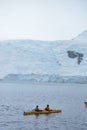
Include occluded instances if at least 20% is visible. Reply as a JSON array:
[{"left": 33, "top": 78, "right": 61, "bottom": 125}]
[{"left": 0, "top": 0, "right": 87, "bottom": 41}]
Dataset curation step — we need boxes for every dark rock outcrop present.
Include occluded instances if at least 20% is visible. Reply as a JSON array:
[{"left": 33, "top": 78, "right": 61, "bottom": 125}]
[{"left": 67, "top": 50, "right": 83, "bottom": 64}]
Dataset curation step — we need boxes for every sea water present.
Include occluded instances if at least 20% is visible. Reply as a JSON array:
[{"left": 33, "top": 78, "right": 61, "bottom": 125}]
[{"left": 0, "top": 82, "right": 87, "bottom": 130}]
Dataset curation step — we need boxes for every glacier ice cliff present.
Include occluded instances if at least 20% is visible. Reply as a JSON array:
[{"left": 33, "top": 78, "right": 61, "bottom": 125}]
[{"left": 0, "top": 30, "right": 87, "bottom": 83}]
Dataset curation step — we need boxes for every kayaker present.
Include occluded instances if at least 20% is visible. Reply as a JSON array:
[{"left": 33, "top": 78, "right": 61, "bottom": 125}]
[
  {"left": 34, "top": 105, "right": 42, "bottom": 112},
  {"left": 45, "top": 104, "right": 52, "bottom": 111}
]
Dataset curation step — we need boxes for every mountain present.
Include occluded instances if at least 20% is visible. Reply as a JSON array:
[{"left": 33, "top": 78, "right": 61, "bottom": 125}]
[{"left": 0, "top": 31, "right": 87, "bottom": 83}]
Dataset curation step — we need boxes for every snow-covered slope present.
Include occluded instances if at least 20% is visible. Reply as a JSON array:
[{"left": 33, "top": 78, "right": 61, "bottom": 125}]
[{"left": 0, "top": 31, "right": 87, "bottom": 83}]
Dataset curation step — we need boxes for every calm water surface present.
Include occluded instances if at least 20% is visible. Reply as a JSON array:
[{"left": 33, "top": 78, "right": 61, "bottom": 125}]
[{"left": 0, "top": 82, "right": 87, "bottom": 130}]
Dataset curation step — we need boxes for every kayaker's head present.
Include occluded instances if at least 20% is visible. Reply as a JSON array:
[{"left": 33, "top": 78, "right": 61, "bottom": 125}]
[
  {"left": 47, "top": 104, "right": 49, "bottom": 107},
  {"left": 36, "top": 105, "right": 38, "bottom": 108}
]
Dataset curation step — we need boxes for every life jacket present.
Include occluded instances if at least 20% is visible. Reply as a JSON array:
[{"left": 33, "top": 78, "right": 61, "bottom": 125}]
[
  {"left": 35, "top": 108, "right": 40, "bottom": 111},
  {"left": 45, "top": 107, "right": 50, "bottom": 111}
]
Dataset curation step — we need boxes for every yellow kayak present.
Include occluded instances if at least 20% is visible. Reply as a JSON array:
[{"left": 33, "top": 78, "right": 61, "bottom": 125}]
[
  {"left": 24, "top": 109, "right": 62, "bottom": 115},
  {"left": 84, "top": 102, "right": 87, "bottom": 107}
]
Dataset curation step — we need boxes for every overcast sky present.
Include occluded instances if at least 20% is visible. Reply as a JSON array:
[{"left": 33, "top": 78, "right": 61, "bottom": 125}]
[{"left": 0, "top": 0, "right": 87, "bottom": 41}]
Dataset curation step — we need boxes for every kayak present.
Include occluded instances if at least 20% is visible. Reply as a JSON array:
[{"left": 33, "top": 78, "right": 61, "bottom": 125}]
[
  {"left": 24, "top": 109, "right": 62, "bottom": 115},
  {"left": 84, "top": 102, "right": 87, "bottom": 106}
]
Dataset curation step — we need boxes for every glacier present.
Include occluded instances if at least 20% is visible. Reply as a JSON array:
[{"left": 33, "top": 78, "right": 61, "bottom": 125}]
[{"left": 0, "top": 31, "right": 87, "bottom": 83}]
